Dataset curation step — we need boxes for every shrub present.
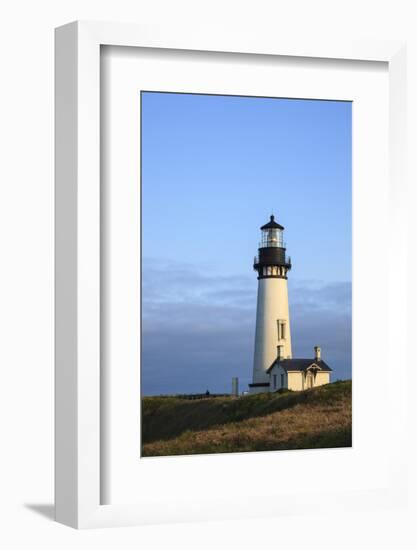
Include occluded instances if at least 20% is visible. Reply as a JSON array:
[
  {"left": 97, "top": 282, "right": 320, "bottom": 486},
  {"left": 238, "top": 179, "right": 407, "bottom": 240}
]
[{"left": 275, "top": 388, "right": 293, "bottom": 395}]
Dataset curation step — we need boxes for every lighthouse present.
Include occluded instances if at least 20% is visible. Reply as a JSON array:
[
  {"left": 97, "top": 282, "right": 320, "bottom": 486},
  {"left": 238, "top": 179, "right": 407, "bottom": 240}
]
[{"left": 249, "top": 215, "right": 293, "bottom": 394}]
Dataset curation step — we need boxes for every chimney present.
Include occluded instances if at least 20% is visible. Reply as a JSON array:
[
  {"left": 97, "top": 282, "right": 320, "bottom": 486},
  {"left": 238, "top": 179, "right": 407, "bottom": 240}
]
[{"left": 314, "top": 346, "right": 321, "bottom": 361}]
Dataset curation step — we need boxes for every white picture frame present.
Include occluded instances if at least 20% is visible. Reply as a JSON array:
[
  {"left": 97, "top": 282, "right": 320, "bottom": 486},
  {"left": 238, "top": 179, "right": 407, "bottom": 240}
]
[{"left": 55, "top": 21, "right": 407, "bottom": 529}]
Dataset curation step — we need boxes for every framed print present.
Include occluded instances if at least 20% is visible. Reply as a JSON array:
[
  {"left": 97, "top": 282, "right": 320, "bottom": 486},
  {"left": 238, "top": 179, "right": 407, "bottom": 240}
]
[
  {"left": 55, "top": 21, "right": 408, "bottom": 528},
  {"left": 139, "top": 92, "right": 352, "bottom": 458}
]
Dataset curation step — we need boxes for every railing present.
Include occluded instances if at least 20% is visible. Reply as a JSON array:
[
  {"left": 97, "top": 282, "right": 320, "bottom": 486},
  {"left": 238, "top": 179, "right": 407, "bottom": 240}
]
[
  {"left": 175, "top": 393, "right": 230, "bottom": 400},
  {"left": 253, "top": 255, "right": 292, "bottom": 266}
]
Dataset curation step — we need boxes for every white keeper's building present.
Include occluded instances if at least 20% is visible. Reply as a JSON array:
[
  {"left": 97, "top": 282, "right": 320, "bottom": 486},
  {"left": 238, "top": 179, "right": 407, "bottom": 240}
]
[{"left": 249, "top": 215, "right": 332, "bottom": 394}]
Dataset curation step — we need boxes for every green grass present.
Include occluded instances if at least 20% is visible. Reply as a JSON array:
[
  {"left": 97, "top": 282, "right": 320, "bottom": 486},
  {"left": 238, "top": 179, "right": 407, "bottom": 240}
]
[{"left": 141, "top": 380, "right": 352, "bottom": 457}]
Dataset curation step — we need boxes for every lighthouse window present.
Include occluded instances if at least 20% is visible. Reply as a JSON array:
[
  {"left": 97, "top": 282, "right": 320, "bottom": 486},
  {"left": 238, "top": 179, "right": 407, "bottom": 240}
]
[
  {"left": 281, "top": 374, "right": 284, "bottom": 387},
  {"left": 262, "top": 228, "right": 284, "bottom": 248},
  {"left": 277, "top": 320, "right": 286, "bottom": 341},
  {"left": 268, "top": 229, "right": 278, "bottom": 246},
  {"left": 273, "top": 374, "right": 277, "bottom": 389}
]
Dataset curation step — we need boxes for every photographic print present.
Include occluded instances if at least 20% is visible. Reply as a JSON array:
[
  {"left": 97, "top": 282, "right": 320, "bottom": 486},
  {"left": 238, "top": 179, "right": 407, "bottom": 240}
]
[{"left": 141, "top": 91, "right": 352, "bottom": 457}]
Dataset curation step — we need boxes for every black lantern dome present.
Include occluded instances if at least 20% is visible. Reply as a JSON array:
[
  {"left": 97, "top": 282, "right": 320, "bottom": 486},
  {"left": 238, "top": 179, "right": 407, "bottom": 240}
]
[{"left": 260, "top": 214, "right": 284, "bottom": 231}]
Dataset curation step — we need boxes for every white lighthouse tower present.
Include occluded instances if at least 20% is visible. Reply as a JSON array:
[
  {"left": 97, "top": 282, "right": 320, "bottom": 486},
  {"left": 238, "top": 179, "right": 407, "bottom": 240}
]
[{"left": 249, "top": 215, "right": 293, "bottom": 394}]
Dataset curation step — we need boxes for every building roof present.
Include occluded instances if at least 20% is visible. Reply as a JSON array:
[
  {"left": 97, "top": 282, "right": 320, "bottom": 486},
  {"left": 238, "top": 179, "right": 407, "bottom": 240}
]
[
  {"left": 266, "top": 358, "right": 333, "bottom": 374},
  {"left": 260, "top": 215, "right": 284, "bottom": 231}
]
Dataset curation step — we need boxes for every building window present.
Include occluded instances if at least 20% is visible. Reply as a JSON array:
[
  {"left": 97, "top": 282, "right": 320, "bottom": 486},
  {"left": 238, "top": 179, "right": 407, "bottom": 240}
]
[
  {"left": 281, "top": 374, "right": 284, "bottom": 387},
  {"left": 273, "top": 374, "right": 277, "bottom": 389}
]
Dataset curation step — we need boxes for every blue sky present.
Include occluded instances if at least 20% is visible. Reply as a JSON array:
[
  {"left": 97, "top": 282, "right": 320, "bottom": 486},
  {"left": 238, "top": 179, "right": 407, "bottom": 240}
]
[{"left": 141, "top": 92, "right": 352, "bottom": 395}]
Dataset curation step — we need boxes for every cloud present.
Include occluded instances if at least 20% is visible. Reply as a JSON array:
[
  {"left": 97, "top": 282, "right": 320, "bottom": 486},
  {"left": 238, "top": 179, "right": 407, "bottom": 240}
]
[{"left": 141, "top": 258, "right": 352, "bottom": 394}]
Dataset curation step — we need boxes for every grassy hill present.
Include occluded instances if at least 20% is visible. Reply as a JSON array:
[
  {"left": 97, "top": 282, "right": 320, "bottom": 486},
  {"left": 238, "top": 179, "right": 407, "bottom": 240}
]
[{"left": 141, "top": 380, "right": 352, "bottom": 457}]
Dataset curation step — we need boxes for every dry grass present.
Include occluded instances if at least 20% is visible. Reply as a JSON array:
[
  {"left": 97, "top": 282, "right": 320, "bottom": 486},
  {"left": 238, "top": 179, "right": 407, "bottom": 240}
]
[{"left": 141, "top": 380, "right": 352, "bottom": 456}]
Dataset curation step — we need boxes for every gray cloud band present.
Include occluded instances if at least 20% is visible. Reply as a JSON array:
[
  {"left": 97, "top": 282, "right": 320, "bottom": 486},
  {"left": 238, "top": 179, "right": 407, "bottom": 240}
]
[{"left": 141, "top": 259, "right": 351, "bottom": 395}]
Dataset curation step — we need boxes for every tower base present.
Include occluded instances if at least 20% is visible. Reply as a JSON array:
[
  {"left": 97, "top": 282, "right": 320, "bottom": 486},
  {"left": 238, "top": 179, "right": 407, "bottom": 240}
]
[{"left": 248, "top": 382, "right": 270, "bottom": 395}]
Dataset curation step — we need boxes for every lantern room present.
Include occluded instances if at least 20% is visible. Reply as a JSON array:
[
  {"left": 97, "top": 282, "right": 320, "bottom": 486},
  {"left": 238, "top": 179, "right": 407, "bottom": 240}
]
[{"left": 259, "top": 215, "right": 284, "bottom": 248}]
